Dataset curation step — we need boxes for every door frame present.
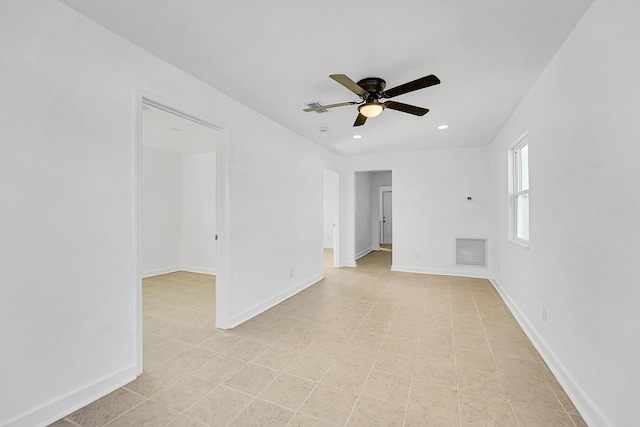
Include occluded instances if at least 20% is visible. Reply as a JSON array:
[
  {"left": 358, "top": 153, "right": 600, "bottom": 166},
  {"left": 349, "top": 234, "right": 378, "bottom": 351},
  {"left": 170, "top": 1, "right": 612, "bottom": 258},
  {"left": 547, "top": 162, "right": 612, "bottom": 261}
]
[
  {"left": 323, "top": 168, "right": 340, "bottom": 268},
  {"left": 133, "top": 88, "right": 231, "bottom": 375},
  {"left": 379, "top": 185, "right": 392, "bottom": 245}
]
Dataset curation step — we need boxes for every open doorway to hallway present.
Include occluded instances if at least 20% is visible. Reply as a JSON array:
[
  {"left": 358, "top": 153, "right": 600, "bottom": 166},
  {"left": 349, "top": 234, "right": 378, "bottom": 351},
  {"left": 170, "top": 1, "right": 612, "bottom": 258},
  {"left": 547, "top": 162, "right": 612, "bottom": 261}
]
[
  {"left": 354, "top": 170, "right": 392, "bottom": 264},
  {"left": 323, "top": 168, "right": 339, "bottom": 274},
  {"left": 379, "top": 185, "right": 393, "bottom": 252}
]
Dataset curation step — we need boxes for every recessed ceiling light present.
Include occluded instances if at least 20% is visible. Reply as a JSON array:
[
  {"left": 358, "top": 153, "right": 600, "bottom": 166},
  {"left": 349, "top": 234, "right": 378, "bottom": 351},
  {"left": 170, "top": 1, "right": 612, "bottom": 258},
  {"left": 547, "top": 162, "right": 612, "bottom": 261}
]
[
  {"left": 437, "top": 124, "right": 449, "bottom": 130},
  {"left": 170, "top": 127, "right": 181, "bottom": 132},
  {"left": 352, "top": 135, "right": 362, "bottom": 139}
]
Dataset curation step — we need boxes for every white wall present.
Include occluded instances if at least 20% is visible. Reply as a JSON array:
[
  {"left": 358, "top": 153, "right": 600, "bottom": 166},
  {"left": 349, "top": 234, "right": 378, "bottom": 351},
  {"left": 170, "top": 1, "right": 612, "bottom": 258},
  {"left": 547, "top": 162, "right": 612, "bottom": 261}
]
[
  {"left": 487, "top": 1, "right": 640, "bottom": 425},
  {"left": 0, "top": 1, "right": 342, "bottom": 425},
  {"left": 322, "top": 170, "right": 337, "bottom": 248},
  {"left": 226, "top": 127, "right": 342, "bottom": 324},
  {"left": 141, "top": 150, "right": 215, "bottom": 277},
  {"left": 141, "top": 148, "right": 182, "bottom": 276},
  {"left": 354, "top": 172, "right": 373, "bottom": 259},
  {"left": 181, "top": 152, "right": 216, "bottom": 274},
  {"left": 345, "top": 148, "right": 491, "bottom": 277}
]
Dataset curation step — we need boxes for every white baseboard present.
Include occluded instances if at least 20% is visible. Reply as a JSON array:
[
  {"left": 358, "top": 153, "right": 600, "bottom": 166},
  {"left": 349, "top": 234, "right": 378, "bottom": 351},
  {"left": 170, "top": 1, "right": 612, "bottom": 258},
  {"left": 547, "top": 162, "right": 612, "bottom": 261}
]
[
  {"left": 142, "top": 266, "right": 216, "bottom": 278},
  {"left": 227, "top": 273, "right": 324, "bottom": 328},
  {"left": 4, "top": 365, "right": 137, "bottom": 427},
  {"left": 180, "top": 265, "right": 216, "bottom": 276},
  {"left": 391, "top": 265, "right": 490, "bottom": 279},
  {"left": 343, "top": 261, "right": 357, "bottom": 268},
  {"left": 141, "top": 266, "right": 180, "bottom": 278},
  {"left": 490, "top": 277, "right": 610, "bottom": 427},
  {"left": 323, "top": 245, "right": 334, "bottom": 249},
  {"left": 355, "top": 247, "right": 373, "bottom": 260}
]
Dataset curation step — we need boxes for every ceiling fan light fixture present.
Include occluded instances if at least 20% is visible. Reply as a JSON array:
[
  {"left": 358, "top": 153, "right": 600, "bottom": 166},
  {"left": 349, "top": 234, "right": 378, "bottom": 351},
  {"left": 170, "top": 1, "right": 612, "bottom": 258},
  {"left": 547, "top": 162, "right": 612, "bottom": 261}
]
[{"left": 358, "top": 102, "right": 384, "bottom": 118}]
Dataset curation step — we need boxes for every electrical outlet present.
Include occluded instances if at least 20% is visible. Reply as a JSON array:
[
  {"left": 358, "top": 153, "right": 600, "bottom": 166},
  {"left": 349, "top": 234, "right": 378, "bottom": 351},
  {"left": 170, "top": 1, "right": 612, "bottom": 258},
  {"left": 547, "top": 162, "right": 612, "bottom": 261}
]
[
  {"left": 415, "top": 253, "right": 420, "bottom": 259},
  {"left": 542, "top": 306, "right": 547, "bottom": 322},
  {"left": 289, "top": 268, "right": 294, "bottom": 278}
]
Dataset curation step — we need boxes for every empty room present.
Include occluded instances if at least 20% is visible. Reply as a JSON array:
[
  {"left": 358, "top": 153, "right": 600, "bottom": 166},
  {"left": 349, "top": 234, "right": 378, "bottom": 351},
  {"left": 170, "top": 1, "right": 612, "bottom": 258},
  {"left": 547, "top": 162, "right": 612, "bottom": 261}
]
[{"left": 1, "top": 1, "right": 638, "bottom": 426}]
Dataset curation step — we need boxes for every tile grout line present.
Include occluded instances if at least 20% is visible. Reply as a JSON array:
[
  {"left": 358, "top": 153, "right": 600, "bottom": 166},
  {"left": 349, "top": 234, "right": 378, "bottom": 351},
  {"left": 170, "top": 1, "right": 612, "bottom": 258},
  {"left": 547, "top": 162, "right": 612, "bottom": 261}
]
[
  {"left": 342, "top": 270, "right": 395, "bottom": 426},
  {"left": 447, "top": 282, "right": 465, "bottom": 427},
  {"left": 401, "top": 276, "right": 431, "bottom": 426}
]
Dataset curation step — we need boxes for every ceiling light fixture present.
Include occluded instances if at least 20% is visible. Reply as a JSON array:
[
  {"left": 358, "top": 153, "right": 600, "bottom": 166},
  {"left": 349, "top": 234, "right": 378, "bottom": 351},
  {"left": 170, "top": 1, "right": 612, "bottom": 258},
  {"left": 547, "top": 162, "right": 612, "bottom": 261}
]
[
  {"left": 352, "top": 135, "right": 362, "bottom": 139},
  {"left": 358, "top": 101, "right": 384, "bottom": 118},
  {"left": 170, "top": 127, "right": 181, "bottom": 132},
  {"left": 437, "top": 124, "right": 449, "bottom": 130}
]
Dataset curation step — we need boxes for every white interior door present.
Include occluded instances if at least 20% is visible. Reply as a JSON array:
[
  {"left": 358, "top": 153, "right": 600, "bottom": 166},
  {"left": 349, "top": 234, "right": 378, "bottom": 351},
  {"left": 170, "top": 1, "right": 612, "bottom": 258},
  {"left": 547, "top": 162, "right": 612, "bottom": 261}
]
[{"left": 382, "top": 190, "right": 392, "bottom": 244}]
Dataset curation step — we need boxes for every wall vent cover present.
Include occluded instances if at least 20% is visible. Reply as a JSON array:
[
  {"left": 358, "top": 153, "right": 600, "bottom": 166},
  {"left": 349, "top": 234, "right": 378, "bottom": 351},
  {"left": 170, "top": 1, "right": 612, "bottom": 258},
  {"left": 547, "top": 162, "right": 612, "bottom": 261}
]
[
  {"left": 306, "top": 102, "right": 329, "bottom": 113},
  {"left": 455, "top": 238, "right": 487, "bottom": 267}
]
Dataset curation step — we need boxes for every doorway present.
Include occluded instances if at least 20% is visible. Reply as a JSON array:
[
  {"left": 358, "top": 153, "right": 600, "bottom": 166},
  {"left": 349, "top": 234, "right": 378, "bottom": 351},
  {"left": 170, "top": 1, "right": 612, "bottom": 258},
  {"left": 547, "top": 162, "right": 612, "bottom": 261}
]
[
  {"left": 354, "top": 170, "right": 392, "bottom": 261},
  {"left": 134, "top": 93, "right": 228, "bottom": 374},
  {"left": 380, "top": 186, "right": 392, "bottom": 245},
  {"left": 323, "top": 168, "right": 339, "bottom": 270}
]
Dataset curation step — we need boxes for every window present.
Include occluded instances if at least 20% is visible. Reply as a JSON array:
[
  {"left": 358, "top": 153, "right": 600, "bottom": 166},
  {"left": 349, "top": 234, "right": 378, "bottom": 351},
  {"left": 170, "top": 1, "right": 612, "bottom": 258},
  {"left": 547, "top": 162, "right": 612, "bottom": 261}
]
[{"left": 512, "top": 134, "right": 529, "bottom": 244}]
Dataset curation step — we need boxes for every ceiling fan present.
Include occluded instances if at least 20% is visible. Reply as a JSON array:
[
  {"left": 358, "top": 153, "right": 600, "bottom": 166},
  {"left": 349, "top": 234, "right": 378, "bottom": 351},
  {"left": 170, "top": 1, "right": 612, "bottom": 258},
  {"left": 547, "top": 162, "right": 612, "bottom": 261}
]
[{"left": 304, "top": 74, "right": 441, "bottom": 126}]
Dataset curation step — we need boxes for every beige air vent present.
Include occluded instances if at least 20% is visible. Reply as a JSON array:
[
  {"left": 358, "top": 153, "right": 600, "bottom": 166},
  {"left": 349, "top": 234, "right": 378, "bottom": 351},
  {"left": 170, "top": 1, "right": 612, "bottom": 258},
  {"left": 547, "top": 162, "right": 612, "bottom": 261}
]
[
  {"left": 306, "top": 102, "right": 329, "bottom": 113},
  {"left": 455, "top": 238, "right": 487, "bottom": 267}
]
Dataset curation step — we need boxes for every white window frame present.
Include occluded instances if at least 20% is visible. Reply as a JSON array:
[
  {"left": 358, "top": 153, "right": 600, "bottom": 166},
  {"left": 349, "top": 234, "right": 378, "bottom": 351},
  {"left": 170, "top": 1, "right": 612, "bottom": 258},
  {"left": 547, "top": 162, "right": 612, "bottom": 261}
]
[{"left": 510, "top": 132, "right": 529, "bottom": 247}]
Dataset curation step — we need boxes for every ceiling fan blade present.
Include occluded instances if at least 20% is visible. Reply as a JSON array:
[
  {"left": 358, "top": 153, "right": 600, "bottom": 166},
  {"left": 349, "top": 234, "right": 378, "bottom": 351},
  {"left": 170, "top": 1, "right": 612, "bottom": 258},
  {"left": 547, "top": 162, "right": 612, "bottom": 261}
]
[
  {"left": 384, "top": 101, "right": 430, "bottom": 116},
  {"left": 303, "top": 101, "right": 358, "bottom": 112},
  {"left": 382, "top": 74, "right": 440, "bottom": 98},
  {"left": 353, "top": 113, "right": 367, "bottom": 127},
  {"left": 330, "top": 74, "right": 367, "bottom": 96}
]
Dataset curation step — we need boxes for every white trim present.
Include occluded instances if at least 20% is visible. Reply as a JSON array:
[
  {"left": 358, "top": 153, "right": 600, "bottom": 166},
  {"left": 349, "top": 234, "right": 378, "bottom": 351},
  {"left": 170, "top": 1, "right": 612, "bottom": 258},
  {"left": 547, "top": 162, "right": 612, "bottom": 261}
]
[
  {"left": 509, "top": 239, "right": 530, "bottom": 250},
  {"left": 355, "top": 247, "right": 374, "bottom": 260},
  {"left": 141, "top": 266, "right": 181, "bottom": 279},
  {"left": 509, "top": 131, "right": 530, "bottom": 246},
  {"left": 132, "top": 88, "right": 144, "bottom": 376},
  {"left": 214, "top": 126, "right": 232, "bottom": 329},
  {"left": 323, "top": 168, "right": 340, "bottom": 268},
  {"left": 5, "top": 365, "right": 137, "bottom": 427},
  {"left": 180, "top": 265, "right": 216, "bottom": 275},
  {"left": 490, "top": 276, "right": 611, "bottom": 427},
  {"left": 142, "top": 267, "right": 215, "bottom": 279},
  {"left": 141, "top": 98, "right": 223, "bottom": 132},
  {"left": 379, "top": 186, "right": 392, "bottom": 246},
  {"left": 227, "top": 273, "right": 323, "bottom": 328},
  {"left": 391, "top": 265, "right": 490, "bottom": 279}
]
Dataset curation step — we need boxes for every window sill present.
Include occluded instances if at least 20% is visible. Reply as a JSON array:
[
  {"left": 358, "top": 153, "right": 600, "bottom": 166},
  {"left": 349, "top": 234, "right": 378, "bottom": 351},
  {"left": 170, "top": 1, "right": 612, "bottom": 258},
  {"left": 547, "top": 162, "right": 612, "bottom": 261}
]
[{"left": 509, "top": 238, "right": 530, "bottom": 249}]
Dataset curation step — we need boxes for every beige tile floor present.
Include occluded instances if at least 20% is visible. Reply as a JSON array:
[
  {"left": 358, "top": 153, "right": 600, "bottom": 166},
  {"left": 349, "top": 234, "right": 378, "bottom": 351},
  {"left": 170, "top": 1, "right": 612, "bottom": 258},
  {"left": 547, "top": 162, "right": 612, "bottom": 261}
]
[{"left": 51, "top": 249, "right": 587, "bottom": 426}]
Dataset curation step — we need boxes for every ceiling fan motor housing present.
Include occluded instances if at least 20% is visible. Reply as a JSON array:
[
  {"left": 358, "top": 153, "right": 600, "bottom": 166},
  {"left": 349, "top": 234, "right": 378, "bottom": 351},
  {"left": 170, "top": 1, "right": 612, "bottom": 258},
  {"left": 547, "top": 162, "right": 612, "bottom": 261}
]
[{"left": 357, "top": 77, "right": 386, "bottom": 99}]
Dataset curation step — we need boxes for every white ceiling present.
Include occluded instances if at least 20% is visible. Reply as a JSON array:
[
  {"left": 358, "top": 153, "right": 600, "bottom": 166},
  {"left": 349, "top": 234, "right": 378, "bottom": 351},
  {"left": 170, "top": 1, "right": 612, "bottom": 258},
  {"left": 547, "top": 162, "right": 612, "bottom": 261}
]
[
  {"left": 142, "top": 104, "right": 216, "bottom": 155},
  {"left": 62, "top": 0, "right": 594, "bottom": 156}
]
